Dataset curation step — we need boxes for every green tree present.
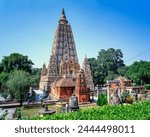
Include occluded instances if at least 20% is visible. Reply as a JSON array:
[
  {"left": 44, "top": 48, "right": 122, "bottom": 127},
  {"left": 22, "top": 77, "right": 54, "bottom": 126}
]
[
  {"left": 0, "top": 72, "right": 9, "bottom": 92},
  {"left": 0, "top": 53, "right": 34, "bottom": 73},
  {"left": 104, "top": 71, "right": 118, "bottom": 82},
  {"left": 0, "top": 63, "right": 3, "bottom": 72},
  {"left": 117, "top": 66, "right": 129, "bottom": 76},
  {"left": 30, "top": 68, "right": 41, "bottom": 87},
  {"left": 1, "top": 92, "right": 9, "bottom": 100},
  {"left": 126, "top": 61, "right": 150, "bottom": 85},
  {"left": 89, "top": 48, "right": 125, "bottom": 86},
  {"left": 88, "top": 58, "right": 99, "bottom": 87},
  {"left": 97, "top": 48, "right": 125, "bottom": 74},
  {"left": 7, "top": 70, "right": 30, "bottom": 106}
]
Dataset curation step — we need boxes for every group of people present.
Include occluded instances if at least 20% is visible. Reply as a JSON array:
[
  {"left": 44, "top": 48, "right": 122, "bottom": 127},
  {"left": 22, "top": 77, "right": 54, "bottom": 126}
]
[{"left": 27, "top": 88, "right": 37, "bottom": 104}]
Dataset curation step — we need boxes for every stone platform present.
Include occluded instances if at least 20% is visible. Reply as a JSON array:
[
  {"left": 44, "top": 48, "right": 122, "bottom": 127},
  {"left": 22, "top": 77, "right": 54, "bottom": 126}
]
[{"left": 38, "top": 109, "right": 55, "bottom": 116}]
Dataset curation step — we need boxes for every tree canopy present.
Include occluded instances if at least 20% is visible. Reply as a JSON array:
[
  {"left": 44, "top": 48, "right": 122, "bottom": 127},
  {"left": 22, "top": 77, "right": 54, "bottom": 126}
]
[
  {"left": 88, "top": 58, "right": 101, "bottom": 86},
  {"left": 89, "top": 48, "right": 125, "bottom": 87},
  {"left": 0, "top": 53, "right": 34, "bottom": 73},
  {"left": 7, "top": 70, "right": 30, "bottom": 106},
  {"left": 0, "top": 53, "right": 41, "bottom": 104},
  {"left": 0, "top": 53, "right": 37, "bottom": 93},
  {"left": 97, "top": 48, "right": 125, "bottom": 74},
  {"left": 30, "top": 68, "right": 41, "bottom": 87},
  {"left": 126, "top": 61, "right": 150, "bottom": 85},
  {"left": 0, "top": 72, "right": 8, "bottom": 92}
]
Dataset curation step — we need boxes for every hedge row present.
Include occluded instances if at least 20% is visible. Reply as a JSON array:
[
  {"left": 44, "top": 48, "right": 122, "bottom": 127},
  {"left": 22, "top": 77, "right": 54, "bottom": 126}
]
[{"left": 28, "top": 101, "right": 150, "bottom": 120}]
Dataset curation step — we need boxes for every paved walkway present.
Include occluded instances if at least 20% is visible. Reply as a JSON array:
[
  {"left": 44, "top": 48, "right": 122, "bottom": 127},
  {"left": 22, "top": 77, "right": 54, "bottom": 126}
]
[
  {"left": 0, "top": 108, "right": 16, "bottom": 120},
  {"left": 0, "top": 99, "right": 59, "bottom": 119},
  {"left": 0, "top": 103, "right": 20, "bottom": 108},
  {"left": 0, "top": 94, "right": 5, "bottom": 102}
]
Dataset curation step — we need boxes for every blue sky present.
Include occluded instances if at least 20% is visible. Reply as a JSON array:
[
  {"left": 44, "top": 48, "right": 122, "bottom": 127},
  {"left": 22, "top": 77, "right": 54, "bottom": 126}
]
[{"left": 0, "top": 0, "right": 150, "bottom": 68}]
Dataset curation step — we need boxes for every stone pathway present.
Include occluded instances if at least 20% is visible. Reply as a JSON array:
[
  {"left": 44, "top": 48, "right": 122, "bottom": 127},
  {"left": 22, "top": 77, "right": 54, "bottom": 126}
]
[
  {"left": 0, "top": 108, "right": 16, "bottom": 120},
  {"left": 0, "top": 103, "right": 20, "bottom": 108},
  {"left": 0, "top": 109, "right": 6, "bottom": 119},
  {"left": 0, "top": 94, "right": 5, "bottom": 101}
]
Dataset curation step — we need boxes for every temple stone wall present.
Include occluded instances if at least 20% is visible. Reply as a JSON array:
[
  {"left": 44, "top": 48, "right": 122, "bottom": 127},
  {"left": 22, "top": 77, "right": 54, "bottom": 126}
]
[{"left": 107, "top": 76, "right": 148, "bottom": 105}]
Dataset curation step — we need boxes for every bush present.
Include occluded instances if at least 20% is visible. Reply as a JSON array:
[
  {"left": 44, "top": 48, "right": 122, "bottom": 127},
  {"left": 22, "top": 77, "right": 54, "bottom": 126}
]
[
  {"left": 26, "top": 100, "right": 150, "bottom": 120},
  {"left": 122, "top": 92, "right": 129, "bottom": 103},
  {"left": 1, "top": 92, "right": 9, "bottom": 100},
  {"left": 122, "top": 92, "right": 135, "bottom": 104},
  {"left": 126, "top": 95, "right": 135, "bottom": 104},
  {"left": 14, "top": 108, "right": 22, "bottom": 120},
  {"left": 145, "top": 84, "right": 150, "bottom": 90},
  {"left": 97, "top": 93, "right": 107, "bottom": 106}
]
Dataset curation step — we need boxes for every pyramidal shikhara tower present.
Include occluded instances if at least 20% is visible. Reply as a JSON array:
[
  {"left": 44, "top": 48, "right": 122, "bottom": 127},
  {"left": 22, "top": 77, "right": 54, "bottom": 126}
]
[
  {"left": 82, "top": 55, "right": 94, "bottom": 90},
  {"left": 39, "top": 9, "right": 80, "bottom": 91}
]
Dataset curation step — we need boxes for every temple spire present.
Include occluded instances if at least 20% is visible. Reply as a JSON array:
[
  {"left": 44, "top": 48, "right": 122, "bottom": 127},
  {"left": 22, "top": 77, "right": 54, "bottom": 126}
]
[
  {"left": 59, "top": 8, "right": 68, "bottom": 24},
  {"left": 85, "top": 54, "right": 87, "bottom": 58},
  {"left": 61, "top": 8, "right": 66, "bottom": 18},
  {"left": 39, "top": 9, "right": 80, "bottom": 91},
  {"left": 41, "top": 63, "right": 47, "bottom": 76}
]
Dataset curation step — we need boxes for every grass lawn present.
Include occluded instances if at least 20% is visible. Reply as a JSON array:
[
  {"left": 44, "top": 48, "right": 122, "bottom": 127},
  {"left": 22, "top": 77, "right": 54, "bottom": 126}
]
[
  {"left": 20, "top": 103, "right": 98, "bottom": 118},
  {"left": 21, "top": 104, "right": 62, "bottom": 118},
  {"left": 21, "top": 107, "right": 40, "bottom": 118}
]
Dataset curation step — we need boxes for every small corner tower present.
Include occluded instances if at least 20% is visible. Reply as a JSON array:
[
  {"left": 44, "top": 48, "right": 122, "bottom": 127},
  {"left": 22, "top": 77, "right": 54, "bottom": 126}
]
[
  {"left": 82, "top": 55, "right": 94, "bottom": 91},
  {"left": 41, "top": 63, "right": 47, "bottom": 76},
  {"left": 75, "top": 69, "right": 90, "bottom": 102}
]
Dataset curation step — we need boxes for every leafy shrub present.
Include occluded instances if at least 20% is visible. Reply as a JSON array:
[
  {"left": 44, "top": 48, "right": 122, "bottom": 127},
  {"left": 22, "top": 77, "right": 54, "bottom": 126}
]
[
  {"left": 1, "top": 92, "right": 9, "bottom": 100},
  {"left": 145, "top": 84, "right": 150, "bottom": 90},
  {"left": 122, "top": 92, "right": 135, "bottom": 104},
  {"left": 26, "top": 101, "right": 150, "bottom": 120},
  {"left": 14, "top": 108, "right": 22, "bottom": 120},
  {"left": 126, "top": 95, "right": 135, "bottom": 104},
  {"left": 122, "top": 92, "right": 129, "bottom": 103},
  {"left": 97, "top": 93, "right": 107, "bottom": 106}
]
